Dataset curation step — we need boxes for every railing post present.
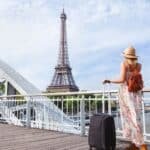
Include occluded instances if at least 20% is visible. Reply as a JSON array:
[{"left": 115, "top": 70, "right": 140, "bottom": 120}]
[
  {"left": 4, "top": 80, "right": 8, "bottom": 96},
  {"left": 61, "top": 96, "right": 64, "bottom": 123},
  {"left": 102, "top": 86, "right": 105, "bottom": 113},
  {"left": 80, "top": 94, "right": 85, "bottom": 136},
  {"left": 108, "top": 89, "right": 111, "bottom": 115},
  {"left": 142, "top": 100, "right": 146, "bottom": 141},
  {"left": 26, "top": 97, "right": 31, "bottom": 128},
  {"left": 43, "top": 100, "right": 46, "bottom": 129}
]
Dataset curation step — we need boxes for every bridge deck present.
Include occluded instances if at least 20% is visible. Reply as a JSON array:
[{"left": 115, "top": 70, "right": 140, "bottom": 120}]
[{"left": 0, "top": 123, "right": 149, "bottom": 150}]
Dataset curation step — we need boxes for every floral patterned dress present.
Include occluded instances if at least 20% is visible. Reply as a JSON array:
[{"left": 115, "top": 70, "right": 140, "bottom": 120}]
[{"left": 118, "top": 65, "right": 144, "bottom": 146}]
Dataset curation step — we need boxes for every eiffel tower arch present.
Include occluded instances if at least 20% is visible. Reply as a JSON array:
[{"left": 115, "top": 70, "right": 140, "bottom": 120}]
[{"left": 46, "top": 9, "right": 79, "bottom": 92}]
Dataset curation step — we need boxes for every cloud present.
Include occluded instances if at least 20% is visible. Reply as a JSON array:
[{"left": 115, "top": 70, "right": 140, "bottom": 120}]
[{"left": 0, "top": 0, "right": 150, "bottom": 91}]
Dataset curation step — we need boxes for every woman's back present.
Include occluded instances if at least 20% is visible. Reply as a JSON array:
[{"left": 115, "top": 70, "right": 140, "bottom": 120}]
[{"left": 124, "top": 61, "right": 143, "bottom": 92}]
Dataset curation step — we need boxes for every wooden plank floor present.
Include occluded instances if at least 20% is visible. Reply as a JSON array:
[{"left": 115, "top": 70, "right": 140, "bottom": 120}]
[{"left": 0, "top": 123, "right": 149, "bottom": 150}]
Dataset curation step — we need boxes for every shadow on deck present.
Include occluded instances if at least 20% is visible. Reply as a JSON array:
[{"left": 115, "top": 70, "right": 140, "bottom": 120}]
[{"left": 0, "top": 123, "right": 149, "bottom": 150}]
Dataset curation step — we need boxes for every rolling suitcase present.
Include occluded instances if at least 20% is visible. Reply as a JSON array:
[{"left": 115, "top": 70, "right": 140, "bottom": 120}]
[{"left": 88, "top": 113, "right": 116, "bottom": 150}]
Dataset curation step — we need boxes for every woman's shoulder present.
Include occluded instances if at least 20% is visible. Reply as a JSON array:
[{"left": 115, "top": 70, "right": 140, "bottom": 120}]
[
  {"left": 137, "top": 62, "right": 142, "bottom": 70},
  {"left": 137, "top": 62, "right": 142, "bottom": 66},
  {"left": 121, "top": 61, "right": 128, "bottom": 68}
]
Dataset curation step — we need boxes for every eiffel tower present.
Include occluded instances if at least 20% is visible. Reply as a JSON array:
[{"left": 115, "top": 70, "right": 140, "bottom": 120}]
[{"left": 46, "top": 9, "right": 79, "bottom": 93}]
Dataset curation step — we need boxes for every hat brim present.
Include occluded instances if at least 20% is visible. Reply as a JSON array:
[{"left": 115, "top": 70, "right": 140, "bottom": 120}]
[{"left": 122, "top": 52, "right": 138, "bottom": 59}]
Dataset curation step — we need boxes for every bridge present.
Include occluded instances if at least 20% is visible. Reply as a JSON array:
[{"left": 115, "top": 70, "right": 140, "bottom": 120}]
[{"left": 0, "top": 59, "right": 150, "bottom": 149}]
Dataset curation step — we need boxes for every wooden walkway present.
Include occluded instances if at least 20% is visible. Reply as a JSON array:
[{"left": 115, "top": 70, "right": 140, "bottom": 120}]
[{"left": 0, "top": 123, "right": 149, "bottom": 150}]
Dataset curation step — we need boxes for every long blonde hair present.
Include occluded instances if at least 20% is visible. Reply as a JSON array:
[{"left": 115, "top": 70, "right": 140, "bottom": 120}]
[{"left": 125, "top": 57, "right": 138, "bottom": 66}]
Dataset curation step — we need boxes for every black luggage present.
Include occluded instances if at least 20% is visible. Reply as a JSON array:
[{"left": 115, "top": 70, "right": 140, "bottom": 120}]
[{"left": 88, "top": 113, "right": 116, "bottom": 150}]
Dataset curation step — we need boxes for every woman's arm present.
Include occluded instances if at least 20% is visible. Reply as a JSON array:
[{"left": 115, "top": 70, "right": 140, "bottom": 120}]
[
  {"left": 103, "top": 62, "right": 126, "bottom": 84},
  {"left": 110, "top": 62, "right": 126, "bottom": 84}
]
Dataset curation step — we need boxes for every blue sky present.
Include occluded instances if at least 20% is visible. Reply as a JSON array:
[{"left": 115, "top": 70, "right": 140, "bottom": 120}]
[{"left": 0, "top": 0, "right": 150, "bottom": 91}]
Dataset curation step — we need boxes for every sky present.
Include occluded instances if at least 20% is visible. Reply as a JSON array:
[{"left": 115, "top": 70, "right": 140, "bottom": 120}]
[{"left": 0, "top": 0, "right": 150, "bottom": 91}]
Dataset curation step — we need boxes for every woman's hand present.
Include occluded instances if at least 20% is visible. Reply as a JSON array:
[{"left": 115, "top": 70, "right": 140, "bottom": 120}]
[{"left": 103, "top": 80, "right": 111, "bottom": 84}]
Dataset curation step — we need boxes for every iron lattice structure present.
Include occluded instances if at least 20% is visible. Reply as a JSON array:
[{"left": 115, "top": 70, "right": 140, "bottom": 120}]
[{"left": 47, "top": 9, "right": 79, "bottom": 92}]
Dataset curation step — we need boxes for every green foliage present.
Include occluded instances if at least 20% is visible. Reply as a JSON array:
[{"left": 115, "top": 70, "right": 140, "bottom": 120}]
[
  {"left": 46, "top": 94, "right": 117, "bottom": 114},
  {"left": 0, "top": 83, "right": 5, "bottom": 95}
]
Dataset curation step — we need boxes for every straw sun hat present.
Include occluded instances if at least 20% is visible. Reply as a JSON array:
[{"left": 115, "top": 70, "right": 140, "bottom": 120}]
[{"left": 122, "top": 46, "right": 138, "bottom": 59}]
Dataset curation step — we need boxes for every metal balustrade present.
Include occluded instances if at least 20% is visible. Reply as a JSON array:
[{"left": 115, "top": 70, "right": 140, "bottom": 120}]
[{"left": 0, "top": 90, "right": 150, "bottom": 142}]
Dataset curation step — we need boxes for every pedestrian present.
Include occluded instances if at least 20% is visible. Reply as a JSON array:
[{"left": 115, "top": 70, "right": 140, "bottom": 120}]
[{"left": 103, "top": 46, "right": 147, "bottom": 150}]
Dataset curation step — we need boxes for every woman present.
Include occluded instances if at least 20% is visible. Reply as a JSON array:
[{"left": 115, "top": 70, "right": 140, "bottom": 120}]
[{"left": 103, "top": 46, "right": 147, "bottom": 150}]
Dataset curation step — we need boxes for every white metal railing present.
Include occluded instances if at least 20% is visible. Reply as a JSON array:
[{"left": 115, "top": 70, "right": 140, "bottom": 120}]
[{"left": 0, "top": 90, "right": 150, "bottom": 142}]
